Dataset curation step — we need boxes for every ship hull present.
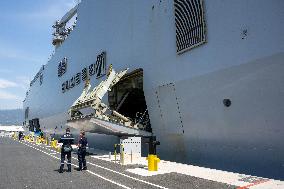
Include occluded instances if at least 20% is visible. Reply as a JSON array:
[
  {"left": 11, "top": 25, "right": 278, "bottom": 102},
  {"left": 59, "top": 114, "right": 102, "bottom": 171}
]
[{"left": 32, "top": 53, "right": 284, "bottom": 179}]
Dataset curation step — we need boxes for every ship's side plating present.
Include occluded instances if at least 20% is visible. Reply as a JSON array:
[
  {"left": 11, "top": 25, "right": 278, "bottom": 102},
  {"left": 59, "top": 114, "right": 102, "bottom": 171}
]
[{"left": 23, "top": 0, "right": 284, "bottom": 179}]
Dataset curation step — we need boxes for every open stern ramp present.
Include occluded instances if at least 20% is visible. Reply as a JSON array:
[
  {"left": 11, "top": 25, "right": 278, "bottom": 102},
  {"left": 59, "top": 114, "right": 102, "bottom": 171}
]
[{"left": 67, "top": 67, "right": 151, "bottom": 137}]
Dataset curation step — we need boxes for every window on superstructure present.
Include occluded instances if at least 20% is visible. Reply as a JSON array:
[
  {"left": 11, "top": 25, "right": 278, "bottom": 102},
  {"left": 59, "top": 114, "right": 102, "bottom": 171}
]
[{"left": 174, "top": 0, "right": 206, "bottom": 54}]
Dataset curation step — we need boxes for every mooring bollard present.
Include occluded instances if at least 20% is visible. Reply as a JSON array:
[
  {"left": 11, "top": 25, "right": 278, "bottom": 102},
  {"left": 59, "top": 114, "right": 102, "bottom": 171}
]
[
  {"left": 120, "top": 144, "right": 124, "bottom": 165},
  {"left": 114, "top": 144, "right": 117, "bottom": 163},
  {"left": 147, "top": 154, "right": 160, "bottom": 171}
]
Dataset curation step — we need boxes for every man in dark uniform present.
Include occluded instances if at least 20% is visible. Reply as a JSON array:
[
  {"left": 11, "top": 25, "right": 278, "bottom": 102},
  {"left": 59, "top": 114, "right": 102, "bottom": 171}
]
[
  {"left": 59, "top": 128, "right": 74, "bottom": 173},
  {"left": 77, "top": 130, "right": 88, "bottom": 171},
  {"left": 18, "top": 131, "right": 23, "bottom": 140},
  {"left": 39, "top": 129, "right": 44, "bottom": 138}
]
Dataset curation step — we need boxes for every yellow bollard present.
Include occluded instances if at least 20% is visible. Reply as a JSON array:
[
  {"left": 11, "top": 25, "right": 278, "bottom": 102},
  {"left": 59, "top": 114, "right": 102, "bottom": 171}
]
[
  {"left": 54, "top": 140, "right": 58, "bottom": 147},
  {"left": 13, "top": 133, "right": 17, "bottom": 140},
  {"left": 30, "top": 135, "right": 34, "bottom": 142},
  {"left": 51, "top": 139, "right": 58, "bottom": 150},
  {"left": 36, "top": 137, "right": 39, "bottom": 144},
  {"left": 56, "top": 146, "right": 61, "bottom": 152},
  {"left": 114, "top": 144, "right": 117, "bottom": 163},
  {"left": 39, "top": 137, "right": 44, "bottom": 144},
  {"left": 114, "top": 144, "right": 124, "bottom": 164},
  {"left": 120, "top": 144, "right": 124, "bottom": 165},
  {"left": 36, "top": 137, "right": 43, "bottom": 144},
  {"left": 50, "top": 138, "right": 55, "bottom": 148},
  {"left": 147, "top": 154, "right": 160, "bottom": 171},
  {"left": 41, "top": 138, "right": 46, "bottom": 144}
]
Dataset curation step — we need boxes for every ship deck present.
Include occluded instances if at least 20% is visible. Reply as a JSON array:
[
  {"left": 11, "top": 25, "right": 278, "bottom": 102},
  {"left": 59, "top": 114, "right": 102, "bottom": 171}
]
[{"left": 0, "top": 137, "right": 283, "bottom": 189}]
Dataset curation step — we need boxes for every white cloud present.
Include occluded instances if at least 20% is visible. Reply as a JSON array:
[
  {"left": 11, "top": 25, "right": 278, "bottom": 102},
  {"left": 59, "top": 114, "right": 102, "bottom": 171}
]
[
  {"left": 0, "top": 79, "right": 18, "bottom": 89},
  {"left": 0, "top": 90, "right": 19, "bottom": 100},
  {"left": 0, "top": 0, "right": 79, "bottom": 109},
  {"left": 0, "top": 77, "right": 30, "bottom": 90}
]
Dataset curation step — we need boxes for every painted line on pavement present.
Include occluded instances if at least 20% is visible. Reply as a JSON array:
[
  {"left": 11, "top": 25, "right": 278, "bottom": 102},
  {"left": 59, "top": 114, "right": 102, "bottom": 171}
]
[
  {"left": 237, "top": 179, "right": 270, "bottom": 189},
  {"left": 19, "top": 140, "right": 131, "bottom": 189},
  {"left": 22, "top": 140, "right": 169, "bottom": 189}
]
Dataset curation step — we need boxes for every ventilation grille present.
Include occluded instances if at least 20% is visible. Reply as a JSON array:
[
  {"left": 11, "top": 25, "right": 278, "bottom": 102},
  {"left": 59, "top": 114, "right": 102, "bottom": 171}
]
[{"left": 174, "top": 0, "right": 206, "bottom": 54}]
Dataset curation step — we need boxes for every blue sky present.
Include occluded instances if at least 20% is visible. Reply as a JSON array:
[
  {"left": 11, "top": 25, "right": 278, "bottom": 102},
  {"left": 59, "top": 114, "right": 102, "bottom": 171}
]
[{"left": 0, "top": 0, "right": 77, "bottom": 109}]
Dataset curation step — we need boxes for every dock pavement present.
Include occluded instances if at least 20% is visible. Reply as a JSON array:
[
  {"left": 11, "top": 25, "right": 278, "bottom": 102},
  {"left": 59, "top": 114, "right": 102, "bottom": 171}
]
[{"left": 0, "top": 137, "right": 283, "bottom": 189}]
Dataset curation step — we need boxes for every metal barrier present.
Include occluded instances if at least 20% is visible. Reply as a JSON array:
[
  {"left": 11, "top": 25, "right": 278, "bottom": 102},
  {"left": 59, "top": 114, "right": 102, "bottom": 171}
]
[
  {"left": 22, "top": 134, "right": 61, "bottom": 152},
  {"left": 35, "top": 136, "right": 46, "bottom": 145},
  {"left": 12, "top": 133, "right": 17, "bottom": 140},
  {"left": 24, "top": 134, "right": 34, "bottom": 142}
]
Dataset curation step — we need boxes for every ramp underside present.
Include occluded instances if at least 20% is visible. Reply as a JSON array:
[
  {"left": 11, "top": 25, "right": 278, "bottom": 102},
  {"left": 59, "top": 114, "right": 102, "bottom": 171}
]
[{"left": 67, "top": 117, "right": 152, "bottom": 137}]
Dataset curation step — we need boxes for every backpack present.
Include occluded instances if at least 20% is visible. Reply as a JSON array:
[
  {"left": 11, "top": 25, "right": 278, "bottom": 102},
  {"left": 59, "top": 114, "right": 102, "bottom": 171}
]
[{"left": 63, "top": 145, "right": 72, "bottom": 152}]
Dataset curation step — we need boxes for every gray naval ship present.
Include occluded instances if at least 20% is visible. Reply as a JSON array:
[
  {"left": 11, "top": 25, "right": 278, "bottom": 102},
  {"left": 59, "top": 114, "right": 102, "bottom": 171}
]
[{"left": 23, "top": 0, "right": 284, "bottom": 180}]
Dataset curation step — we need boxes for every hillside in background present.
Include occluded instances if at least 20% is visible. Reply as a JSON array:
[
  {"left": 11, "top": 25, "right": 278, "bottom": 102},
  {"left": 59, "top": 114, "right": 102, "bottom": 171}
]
[{"left": 0, "top": 109, "right": 23, "bottom": 126}]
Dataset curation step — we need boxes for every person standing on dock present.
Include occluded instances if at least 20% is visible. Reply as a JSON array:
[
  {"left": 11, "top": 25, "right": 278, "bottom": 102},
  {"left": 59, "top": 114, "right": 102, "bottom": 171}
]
[
  {"left": 77, "top": 130, "right": 88, "bottom": 171},
  {"left": 18, "top": 131, "right": 23, "bottom": 140},
  {"left": 59, "top": 127, "right": 74, "bottom": 173}
]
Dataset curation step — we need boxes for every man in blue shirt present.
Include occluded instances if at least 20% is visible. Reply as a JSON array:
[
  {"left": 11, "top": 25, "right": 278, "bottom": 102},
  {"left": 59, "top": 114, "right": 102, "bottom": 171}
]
[
  {"left": 59, "top": 128, "right": 74, "bottom": 173},
  {"left": 77, "top": 130, "right": 88, "bottom": 171}
]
